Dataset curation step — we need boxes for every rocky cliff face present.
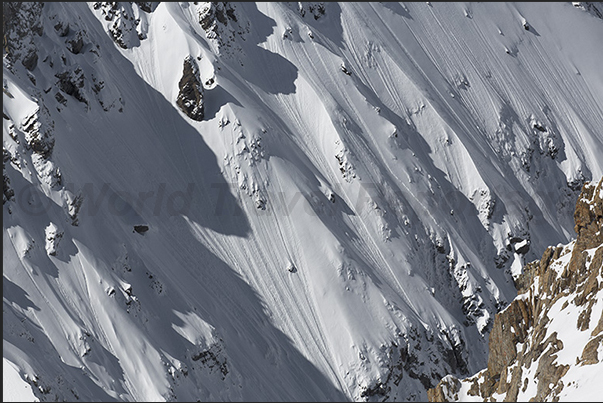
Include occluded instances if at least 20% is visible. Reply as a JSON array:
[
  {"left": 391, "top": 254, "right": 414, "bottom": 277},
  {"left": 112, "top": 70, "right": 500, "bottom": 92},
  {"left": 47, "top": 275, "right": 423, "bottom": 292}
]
[
  {"left": 3, "top": 2, "right": 44, "bottom": 71},
  {"left": 4, "top": 2, "right": 603, "bottom": 401},
  {"left": 428, "top": 177, "right": 603, "bottom": 402},
  {"left": 92, "top": 2, "right": 157, "bottom": 49}
]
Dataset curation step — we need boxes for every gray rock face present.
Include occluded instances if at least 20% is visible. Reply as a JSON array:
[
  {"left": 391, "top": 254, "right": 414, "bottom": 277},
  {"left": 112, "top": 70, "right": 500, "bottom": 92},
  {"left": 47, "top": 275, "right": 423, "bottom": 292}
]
[
  {"left": 66, "top": 33, "right": 84, "bottom": 54},
  {"left": 3, "top": 148, "right": 15, "bottom": 204},
  {"left": 93, "top": 2, "right": 154, "bottom": 49},
  {"left": 22, "top": 107, "right": 55, "bottom": 159},
  {"left": 176, "top": 56, "right": 204, "bottom": 121},
  {"left": 55, "top": 67, "right": 87, "bottom": 105},
  {"left": 198, "top": 2, "right": 238, "bottom": 35},
  {"left": 295, "top": 2, "right": 326, "bottom": 20},
  {"left": 3, "top": 2, "right": 44, "bottom": 70},
  {"left": 196, "top": 2, "right": 248, "bottom": 57},
  {"left": 134, "top": 2, "right": 159, "bottom": 13}
]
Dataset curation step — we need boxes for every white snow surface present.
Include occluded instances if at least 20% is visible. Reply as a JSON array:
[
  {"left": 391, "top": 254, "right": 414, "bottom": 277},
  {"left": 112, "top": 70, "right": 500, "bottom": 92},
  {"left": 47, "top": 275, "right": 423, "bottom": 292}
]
[
  {"left": 3, "top": 2, "right": 603, "bottom": 401},
  {"left": 3, "top": 358, "right": 39, "bottom": 403}
]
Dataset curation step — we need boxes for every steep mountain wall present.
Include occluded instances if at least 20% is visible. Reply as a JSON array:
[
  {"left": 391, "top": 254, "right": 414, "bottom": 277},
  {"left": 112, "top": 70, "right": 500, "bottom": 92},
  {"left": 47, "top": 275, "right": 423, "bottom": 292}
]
[{"left": 4, "top": 2, "right": 603, "bottom": 401}]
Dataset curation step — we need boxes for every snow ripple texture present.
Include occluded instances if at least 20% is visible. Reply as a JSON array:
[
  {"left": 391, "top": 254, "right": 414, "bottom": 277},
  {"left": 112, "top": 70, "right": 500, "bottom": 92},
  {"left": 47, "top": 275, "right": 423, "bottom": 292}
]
[{"left": 3, "top": 2, "right": 603, "bottom": 401}]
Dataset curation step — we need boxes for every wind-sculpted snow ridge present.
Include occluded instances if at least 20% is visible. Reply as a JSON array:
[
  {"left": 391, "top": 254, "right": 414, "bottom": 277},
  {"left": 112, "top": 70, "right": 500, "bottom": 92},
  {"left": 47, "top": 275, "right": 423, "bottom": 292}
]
[
  {"left": 3, "top": 2, "right": 603, "bottom": 401},
  {"left": 428, "top": 177, "right": 603, "bottom": 402}
]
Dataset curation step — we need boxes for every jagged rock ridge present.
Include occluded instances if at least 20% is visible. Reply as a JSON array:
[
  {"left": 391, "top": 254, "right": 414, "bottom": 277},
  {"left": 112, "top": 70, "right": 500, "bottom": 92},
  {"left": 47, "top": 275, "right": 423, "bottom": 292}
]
[{"left": 428, "top": 177, "right": 603, "bottom": 402}]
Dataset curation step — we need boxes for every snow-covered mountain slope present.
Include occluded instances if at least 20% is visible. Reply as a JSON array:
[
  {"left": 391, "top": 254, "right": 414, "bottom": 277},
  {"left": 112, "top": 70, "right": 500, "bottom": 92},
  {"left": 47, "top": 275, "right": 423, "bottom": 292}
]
[
  {"left": 3, "top": 2, "right": 603, "bottom": 401},
  {"left": 428, "top": 178, "right": 603, "bottom": 402}
]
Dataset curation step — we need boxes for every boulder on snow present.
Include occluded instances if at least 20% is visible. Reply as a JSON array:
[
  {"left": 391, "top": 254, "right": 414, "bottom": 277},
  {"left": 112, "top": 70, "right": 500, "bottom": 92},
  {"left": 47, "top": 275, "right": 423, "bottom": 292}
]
[
  {"left": 176, "top": 56, "right": 204, "bottom": 121},
  {"left": 133, "top": 225, "right": 149, "bottom": 234},
  {"left": 340, "top": 63, "right": 352, "bottom": 75},
  {"left": 521, "top": 18, "right": 530, "bottom": 31}
]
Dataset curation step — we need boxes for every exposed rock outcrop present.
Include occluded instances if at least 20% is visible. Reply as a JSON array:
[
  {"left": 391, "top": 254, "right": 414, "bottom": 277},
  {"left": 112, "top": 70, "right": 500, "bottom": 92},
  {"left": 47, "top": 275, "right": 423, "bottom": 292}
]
[
  {"left": 428, "top": 177, "right": 603, "bottom": 402},
  {"left": 22, "top": 106, "right": 55, "bottom": 159},
  {"left": 3, "top": 2, "right": 44, "bottom": 71},
  {"left": 358, "top": 325, "right": 470, "bottom": 401},
  {"left": 21, "top": 106, "right": 63, "bottom": 190},
  {"left": 295, "top": 2, "right": 326, "bottom": 20},
  {"left": 134, "top": 2, "right": 159, "bottom": 13},
  {"left": 92, "top": 2, "right": 155, "bottom": 49},
  {"left": 176, "top": 56, "right": 204, "bottom": 121},
  {"left": 196, "top": 2, "right": 248, "bottom": 58},
  {"left": 198, "top": 2, "right": 239, "bottom": 37},
  {"left": 55, "top": 66, "right": 88, "bottom": 105},
  {"left": 3, "top": 148, "right": 15, "bottom": 204},
  {"left": 191, "top": 341, "right": 229, "bottom": 380}
]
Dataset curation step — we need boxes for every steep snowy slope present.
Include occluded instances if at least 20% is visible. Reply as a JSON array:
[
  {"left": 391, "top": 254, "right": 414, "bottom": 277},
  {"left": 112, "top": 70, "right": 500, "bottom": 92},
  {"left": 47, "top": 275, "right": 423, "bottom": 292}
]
[{"left": 4, "top": 2, "right": 603, "bottom": 401}]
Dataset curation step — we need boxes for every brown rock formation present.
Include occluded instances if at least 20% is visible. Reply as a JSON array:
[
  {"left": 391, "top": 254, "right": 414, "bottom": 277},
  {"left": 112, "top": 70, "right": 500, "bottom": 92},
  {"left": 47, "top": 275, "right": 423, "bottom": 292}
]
[
  {"left": 428, "top": 178, "right": 603, "bottom": 402},
  {"left": 176, "top": 56, "right": 204, "bottom": 121}
]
